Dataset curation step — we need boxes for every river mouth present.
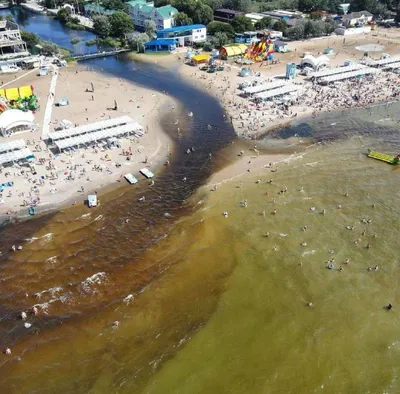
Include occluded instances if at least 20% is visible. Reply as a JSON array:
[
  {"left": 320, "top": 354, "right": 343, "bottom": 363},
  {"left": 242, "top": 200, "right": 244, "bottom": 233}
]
[{"left": 0, "top": 39, "right": 400, "bottom": 392}]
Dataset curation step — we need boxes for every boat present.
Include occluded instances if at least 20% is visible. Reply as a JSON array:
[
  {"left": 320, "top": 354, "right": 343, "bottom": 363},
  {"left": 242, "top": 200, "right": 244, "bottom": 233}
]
[
  {"left": 0, "top": 3, "right": 10, "bottom": 9},
  {"left": 87, "top": 194, "right": 97, "bottom": 207},
  {"left": 139, "top": 168, "right": 154, "bottom": 179},
  {"left": 367, "top": 149, "right": 399, "bottom": 164},
  {"left": 28, "top": 207, "right": 36, "bottom": 216},
  {"left": 124, "top": 173, "right": 138, "bottom": 184}
]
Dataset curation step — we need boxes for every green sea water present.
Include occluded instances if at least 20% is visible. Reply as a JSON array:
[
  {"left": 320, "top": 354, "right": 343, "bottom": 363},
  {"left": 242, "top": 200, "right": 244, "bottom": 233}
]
[
  {"left": 2, "top": 106, "right": 400, "bottom": 394},
  {"left": 138, "top": 135, "right": 400, "bottom": 394}
]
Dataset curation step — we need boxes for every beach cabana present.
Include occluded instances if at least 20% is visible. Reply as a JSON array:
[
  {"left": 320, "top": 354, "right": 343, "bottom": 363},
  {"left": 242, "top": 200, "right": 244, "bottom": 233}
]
[
  {"left": 143, "top": 39, "right": 176, "bottom": 53},
  {"left": 219, "top": 44, "right": 247, "bottom": 60},
  {"left": 190, "top": 54, "right": 210, "bottom": 65}
]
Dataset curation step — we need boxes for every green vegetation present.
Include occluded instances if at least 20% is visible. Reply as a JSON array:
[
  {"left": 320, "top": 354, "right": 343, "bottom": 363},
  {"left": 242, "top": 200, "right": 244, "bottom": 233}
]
[
  {"left": 85, "top": 39, "right": 98, "bottom": 46},
  {"left": 56, "top": 8, "right": 87, "bottom": 30},
  {"left": 98, "top": 36, "right": 122, "bottom": 48},
  {"left": 127, "top": 32, "right": 150, "bottom": 52},
  {"left": 70, "top": 38, "right": 80, "bottom": 44},
  {"left": 207, "top": 21, "right": 234, "bottom": 38}
]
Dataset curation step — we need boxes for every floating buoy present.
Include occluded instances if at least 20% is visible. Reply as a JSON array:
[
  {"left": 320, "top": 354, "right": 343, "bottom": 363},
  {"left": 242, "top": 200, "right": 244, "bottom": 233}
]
[{"left": 327, "top": 263, "right": 334, "bottom": 270}]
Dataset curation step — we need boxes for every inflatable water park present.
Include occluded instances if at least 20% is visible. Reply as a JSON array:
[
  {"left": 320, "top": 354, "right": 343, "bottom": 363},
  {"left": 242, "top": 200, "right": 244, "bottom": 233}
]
[{"left": 0, "top": 85, "right": 40, "bottom": 113}]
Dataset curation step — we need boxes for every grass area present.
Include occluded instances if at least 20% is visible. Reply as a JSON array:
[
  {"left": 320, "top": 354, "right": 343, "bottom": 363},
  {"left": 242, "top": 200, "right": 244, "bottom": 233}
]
[{"left": 70, "top": 38, "right": 80, "bottom": 45}]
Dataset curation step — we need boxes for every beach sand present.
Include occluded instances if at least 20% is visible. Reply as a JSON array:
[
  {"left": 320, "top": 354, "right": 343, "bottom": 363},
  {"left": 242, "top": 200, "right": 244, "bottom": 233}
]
[{"left": 0, "top": 64, "right": 176, "bottom": 219}]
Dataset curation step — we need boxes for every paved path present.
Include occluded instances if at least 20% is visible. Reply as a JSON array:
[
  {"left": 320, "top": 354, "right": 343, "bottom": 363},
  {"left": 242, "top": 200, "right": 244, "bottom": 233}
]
[
  {"left": 42, "top": 65, "right": 59, "bottom": 140},
  {"left": 0, "top": 68, "right": 38, "bottom": 89}
]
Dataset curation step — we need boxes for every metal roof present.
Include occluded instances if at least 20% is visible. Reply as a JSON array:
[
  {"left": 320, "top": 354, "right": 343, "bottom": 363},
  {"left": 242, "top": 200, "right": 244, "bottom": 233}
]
[
  {"left": 157, "top": 24, "right": 206, "bottom": 34},
  {"left": 254, "top": 85, "right": 299, "bottom": 100},
  {"left": 0, "top": 139, "right": 25, "bottom": 154},
  {"left": 310, "top": 64, "right": 365, "bottom": 78},
  {"left": 320, "top": 68, "right": 380, "bottom": 83},
  {"left": 47, "top": 116, "right": 134, "bottom": 141},
  {"left": 380, "top": 61, "right": 400, "bottom": 70},
  {"left": 55, "top": 123, "right": 143, "bottom": 151},
  {"left": 144, "top": 39, "right": 177, "bottom": 46},
  {"left": 0, "top": 147, "right": 33, "bottom": 165},
  {"left": 370, "top": 55, "right": 400, "bottom": 66},
  {"left": 243, "top": 80, "right": 287, "bottom": 95}
]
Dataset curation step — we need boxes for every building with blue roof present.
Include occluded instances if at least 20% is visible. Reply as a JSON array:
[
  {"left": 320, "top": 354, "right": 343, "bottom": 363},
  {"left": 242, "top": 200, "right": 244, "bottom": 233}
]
[
  {"left": 156, "top": 24, "right": 207, "bottom": 46},
  {"left": 143, "top": 39, "right": 177, "bottom": 53}
]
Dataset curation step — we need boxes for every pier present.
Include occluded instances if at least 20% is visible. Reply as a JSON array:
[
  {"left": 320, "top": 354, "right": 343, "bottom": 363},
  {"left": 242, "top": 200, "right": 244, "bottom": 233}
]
[{"left": 73, "top": 49, "right": 131, "bottom": 62}]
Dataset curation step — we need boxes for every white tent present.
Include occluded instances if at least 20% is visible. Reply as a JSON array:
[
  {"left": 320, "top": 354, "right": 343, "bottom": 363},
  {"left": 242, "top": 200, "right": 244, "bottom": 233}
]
[{"left": 0, "top": 109, "right": 35, "bottom": 137}]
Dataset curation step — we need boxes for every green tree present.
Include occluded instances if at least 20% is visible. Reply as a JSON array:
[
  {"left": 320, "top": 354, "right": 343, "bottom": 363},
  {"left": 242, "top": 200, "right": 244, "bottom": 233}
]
[
  {"left": 192, "top": 3, "right": 213, "bottom": 24},
  {"left": 175, "top": 12, "right": 193, "bottom": 26},
  {"left": 207, "top": 21, "right": 235, "bottom": 38},
  {"left": 102, "top": 0, "right": 129, "bottom": 12},
  {"left": 202, "top": 41, "right": 213, "bottom": 51},
  {"left": 309, "top": 11, "right": 323, "bottom": 20},
  {"left": 396, "top": 6, "right": 400, "bottom": 23},
  {"left": 145, "top": 20, "right": 156, "bottom": 38},
  {"left": 254, "top": 17, "right": 272, "bottom": 30},
  {"left": 211, "top": 31, "right": 230, "bottom": 48},
  {"left": 128, "top": 32, "right": 150, "bottom": 52},
  {"left": 231, "top": 15, "right": 253, "bottom": 33},
  {"left": 285, "top": 24, "right": 305, "bottom": 40},
  {"left": 55, "top": 8, "right": 71, "bottom": 24},
  {"left": 40, "top": 41, "right": 60, "bottom": 56},
  {"left": 273, "top": 19, "right": 288, "bottom": 33},
  {"left": 298, "top": 0, "right": 322, "bottom": 12},
  {"left": 21, "top": 30, "right": 40, "bottom": 51},
  {"left": 324, "top": 20, "right": 335, "bottom": 34},
  {"left": 5, "top": 14, "right": 14, "bottom": 22},
  {"left": 203, "top": 0, "right": 223, "bottom": 11},
  {"left": 109, "top": 11, "right": 134, "bottom": 39},
  {"left": 93, "top": 15, "right": 111, "bottom": 37}
]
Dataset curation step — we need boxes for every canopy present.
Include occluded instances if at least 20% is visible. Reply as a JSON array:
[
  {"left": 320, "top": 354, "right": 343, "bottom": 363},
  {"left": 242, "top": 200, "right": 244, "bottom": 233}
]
[
  {"left": 191, "top": 54, "right": 210, "bottom": 63},
  {"left": 220, "top": 44, "right": 247, "bottom": 58},
  {"left": 0, "top": 109, "right": 35, "bottom": 135}
]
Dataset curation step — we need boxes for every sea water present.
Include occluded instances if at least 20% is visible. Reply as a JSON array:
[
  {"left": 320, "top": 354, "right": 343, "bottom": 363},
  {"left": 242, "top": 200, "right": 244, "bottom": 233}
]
[{"left": 1, "top": 102, "right": 400, "bottom": 393}]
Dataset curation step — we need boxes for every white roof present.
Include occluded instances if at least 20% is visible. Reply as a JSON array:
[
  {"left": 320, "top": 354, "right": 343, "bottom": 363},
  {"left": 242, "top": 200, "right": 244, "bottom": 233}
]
[
  {"left": 254, "top": 85, "right": 299, "bottom": 100},
  {"left": 370, "top": 55, "right": 400, "bottom": 66},
  {"left": 243, "top": 80, "right": 287, "bottom": 95},
  {"left": 0, "top": 139, "right": 25, "bottom": 154},
  {"left": 320, "top": 67, "right": 380, "bottom": 83},
  {"left": 55, "top": 123, "right": 143, "bottom": 151},
  {"left": 310, "top": 64, "right": 365, "bottom": 78},
  {"left": 380, "top": 61, "right": 400, "bottom": 70},
  {"left": 47, "top": 116, "right": 135, "bottom": 141},
  {"left": 0, "top": 147, "right": 33, "bottom": 165},
  {"left": 0, "top": 109, "right": 35, "bottom": 131}
]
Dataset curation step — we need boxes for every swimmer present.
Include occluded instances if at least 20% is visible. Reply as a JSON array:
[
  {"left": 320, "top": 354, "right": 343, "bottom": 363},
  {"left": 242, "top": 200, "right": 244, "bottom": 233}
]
[
  {"left": 337, "top": 204, "right": 342, "bottom": 209},
  {"left": 4, "top": 348, "right": 11, "bottom": 355},
  {"left": 346, "top": 225, "right": 354, "bottom": 230},
  {"left": 302, "top": 226, "right": 307, "bottom": 231},
  {"left": 344, "top": 192, "right": 348, "bottom": 197},
  {"left": 273, "top": 246, "right": 278, "bottom": 251},
  {"left": 223, "top": 211, "right": 228, "bottom": 218},
  {"left": 307, "top": 302, "right": 314, "bottom": 308},
  {"left": 264, "top": 232, "right": 270, "bottom": 237},
  {"left": 387, "top": 303, "right": 393, "bottom": 310},
  {"left": 182, "top": 177, "right": 187, "bottom": 182},
  {"left": 310, "top": 206, "right": 316, "bottom": 212},
  {"left": 339, "top": 266, "right": 344, "bottom": 272},
  {"left": 272, "top": 209, "right": 277, "bottom": 215},
  {"left": 374, "top": 265, "right": 379, "bottom": 271},
  {"left": 321, "top": 209, "right": 326, "bottom": 215},
  {"left": 112, "top": 321, "right": 120, "bottom": 329},
  {"left": 366, "top": 243, "right": 371, "bottom": 249},
  {"left": 125, "top": 218, "right": 130, "bottom": 223},
  {"left": 344, "top": 258, "right": 350, "bottom": 264},
  {"left": 20, "top": 312, "right": 27, "bottom": 320},
  {"left": 301, "top": 242, "right": 307, "bottom": 247},
  {"left": 32, "top": 306, "right": 39, "bottom": 315}
]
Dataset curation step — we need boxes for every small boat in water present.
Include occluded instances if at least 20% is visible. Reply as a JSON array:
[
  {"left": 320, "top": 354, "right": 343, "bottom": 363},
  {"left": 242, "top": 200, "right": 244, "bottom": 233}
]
[
  {"left": 28, "top": 207, "right": 36, "bottom": 216},
  {"left": 367, "top": 149, "right": 399, "bottom": 164},
  {"left": 124, "top": 173, "right": 138, "bottom": 184},
  {"left": 140, "top": 168, "right": 154, "bottom": 179},
  {"left": 87, "top": 194, "right": 97, "bottom": 207}
]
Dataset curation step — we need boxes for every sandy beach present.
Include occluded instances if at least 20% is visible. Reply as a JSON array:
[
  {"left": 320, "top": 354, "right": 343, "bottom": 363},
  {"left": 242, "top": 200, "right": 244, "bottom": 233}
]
[
  {"left": 166, "top": 29, "right": 400, "bottom": 139},
  {"left": 0, "top": 64, "right": 177, "bottom": 219}
]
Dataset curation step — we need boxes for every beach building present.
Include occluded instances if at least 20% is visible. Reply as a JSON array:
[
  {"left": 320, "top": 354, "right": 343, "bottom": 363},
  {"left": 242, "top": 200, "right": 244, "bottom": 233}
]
[
  {"left": 0, "top": 20, "right": 28, "bottom": 60},
  {"left": 128, "top": 0, "right": 178, "bottom": 31},
  {"left": 0, "top": 109, "right": 35, "bottom": 137},
  {"left": 219, "top": 44, "right": 247, "bottom": 59},
  {"left": 341, "top": 11, "right": 373, "bottom": 27},
  {"left": 214, "top": 9, "right": 244, "bottom": 23},
  {"left": 0, "top": 139, "right": 33, "bottom": 166},
  {"left": 234, "top": 31, "right": 258, "bottom": 44},
  {"left": 143, "top": 38, "right": 176, "bottom": 52},
  {"left": 156, "top": 24, "right": 207, "bottom": 46},
  {"left": 245, "top": 13, "right": 267, "bottom": 24}
]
